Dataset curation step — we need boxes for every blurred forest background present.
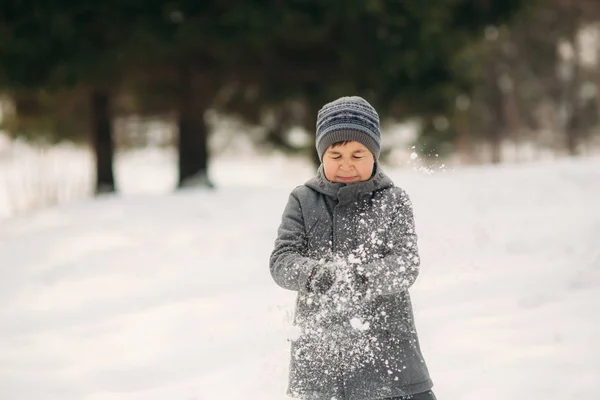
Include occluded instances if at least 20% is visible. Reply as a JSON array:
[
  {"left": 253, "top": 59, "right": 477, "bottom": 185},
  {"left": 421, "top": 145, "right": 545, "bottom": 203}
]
[{"left": 1, "top": 0, "right": 599, "bottom": 202}]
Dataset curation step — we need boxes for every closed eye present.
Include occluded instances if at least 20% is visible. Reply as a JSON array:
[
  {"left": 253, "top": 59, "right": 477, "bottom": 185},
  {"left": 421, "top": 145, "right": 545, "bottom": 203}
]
[{"left": 331, "top": 155, "right": 363, "bottom": 160}]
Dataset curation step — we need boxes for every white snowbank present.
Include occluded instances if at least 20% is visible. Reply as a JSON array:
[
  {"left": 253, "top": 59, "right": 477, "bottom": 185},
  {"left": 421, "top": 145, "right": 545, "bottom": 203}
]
[{"left": 0, "top": 151, "right": 599, "bottom": 399}]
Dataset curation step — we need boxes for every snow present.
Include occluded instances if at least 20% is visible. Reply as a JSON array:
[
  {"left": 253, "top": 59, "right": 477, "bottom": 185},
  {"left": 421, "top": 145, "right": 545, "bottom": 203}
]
[
  {"left": 1, "top": 146, "right": 600, "bottom": 400},
  {"left": 349, "top": 317, "right": 370, "bottom": 332}
]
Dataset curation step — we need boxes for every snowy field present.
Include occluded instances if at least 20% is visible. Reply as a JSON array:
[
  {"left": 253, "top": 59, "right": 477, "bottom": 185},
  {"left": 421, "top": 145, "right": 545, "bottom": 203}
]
[{"left": 0, "top": 145, "right": 599, "bottom": 400}]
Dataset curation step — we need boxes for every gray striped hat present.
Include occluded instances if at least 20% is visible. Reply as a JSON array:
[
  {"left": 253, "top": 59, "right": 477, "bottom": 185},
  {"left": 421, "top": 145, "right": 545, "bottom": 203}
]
[{"left": 315, "top": 96, "right": 381, "bottom": 161}]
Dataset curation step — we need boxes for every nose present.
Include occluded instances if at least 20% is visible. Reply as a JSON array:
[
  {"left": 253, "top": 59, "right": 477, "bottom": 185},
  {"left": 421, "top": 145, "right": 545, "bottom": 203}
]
[{"left": 339, "top": 160, "right": 354, "bottom": 171}]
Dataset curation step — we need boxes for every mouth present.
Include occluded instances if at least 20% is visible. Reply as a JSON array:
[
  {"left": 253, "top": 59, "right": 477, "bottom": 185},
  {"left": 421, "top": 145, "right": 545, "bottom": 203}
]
[{"left": 337, "top": 176, "right": 359, "bottom": 182}]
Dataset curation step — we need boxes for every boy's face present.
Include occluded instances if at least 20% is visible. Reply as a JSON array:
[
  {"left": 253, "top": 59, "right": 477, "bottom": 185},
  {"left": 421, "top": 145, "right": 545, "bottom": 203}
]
[{"left": 323, "top": 141, "right": 375, "bottom": 183}]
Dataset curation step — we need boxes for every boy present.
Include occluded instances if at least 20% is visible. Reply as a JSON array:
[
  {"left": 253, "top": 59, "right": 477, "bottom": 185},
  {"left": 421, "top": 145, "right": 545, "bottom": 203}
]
[{"left": 270, "top": 96, "right": 436, "bottom": 400}]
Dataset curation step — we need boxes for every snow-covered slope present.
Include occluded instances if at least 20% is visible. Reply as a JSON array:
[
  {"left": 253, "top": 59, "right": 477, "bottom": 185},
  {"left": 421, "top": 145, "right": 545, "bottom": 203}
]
[{"left": 1, "top": 156, "right": 599, "bottom": 400}]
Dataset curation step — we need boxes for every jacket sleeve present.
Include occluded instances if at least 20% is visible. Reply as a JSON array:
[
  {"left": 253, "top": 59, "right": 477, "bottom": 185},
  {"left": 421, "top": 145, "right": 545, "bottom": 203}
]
[
  {"left": 270, "top": 190, "right": 319, "bottom": 292},
  {"left": 363, "top": 188, "right": 421, "bottom": 296}
]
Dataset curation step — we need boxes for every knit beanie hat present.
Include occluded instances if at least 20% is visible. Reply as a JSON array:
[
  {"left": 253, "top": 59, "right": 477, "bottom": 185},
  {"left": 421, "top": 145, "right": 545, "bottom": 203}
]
[{"left": 315, "top": 96, "right": 381, "bottom": 161}]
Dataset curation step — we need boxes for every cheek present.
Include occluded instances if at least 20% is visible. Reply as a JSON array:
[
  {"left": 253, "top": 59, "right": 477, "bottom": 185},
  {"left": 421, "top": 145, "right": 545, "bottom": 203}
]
[
  {"left": 323, "top": 162, "right": 337, "bottom": 180},
  {"left": 358, "top": 162, "right": 374, "bottom": 179}
]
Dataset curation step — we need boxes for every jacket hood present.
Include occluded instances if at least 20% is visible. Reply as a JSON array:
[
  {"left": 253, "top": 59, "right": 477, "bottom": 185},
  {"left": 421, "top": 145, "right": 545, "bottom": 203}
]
[{"left": 304, "top": 163, "right": 394, "bottom": 204}]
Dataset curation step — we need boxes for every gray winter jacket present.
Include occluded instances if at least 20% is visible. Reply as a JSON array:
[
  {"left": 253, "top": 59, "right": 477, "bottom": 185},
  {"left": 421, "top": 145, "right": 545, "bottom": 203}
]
[{"left": 270, "top": 164, "right": 433, "bottom": 400}]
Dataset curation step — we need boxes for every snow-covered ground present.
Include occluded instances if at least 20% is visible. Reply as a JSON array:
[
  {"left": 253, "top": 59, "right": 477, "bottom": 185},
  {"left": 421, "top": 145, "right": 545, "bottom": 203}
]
[{"left": 1, "top": 146, "right": 599, "bottom": 400}]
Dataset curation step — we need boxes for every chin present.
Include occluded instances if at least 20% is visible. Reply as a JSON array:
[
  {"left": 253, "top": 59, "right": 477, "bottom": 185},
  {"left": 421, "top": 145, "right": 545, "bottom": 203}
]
[{"left": 336, "top": 177, "right": 360, "bottom": 183}]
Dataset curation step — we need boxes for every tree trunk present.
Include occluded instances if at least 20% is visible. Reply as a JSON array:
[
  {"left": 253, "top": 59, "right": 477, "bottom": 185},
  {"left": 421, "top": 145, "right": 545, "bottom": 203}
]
[
  {"left": 565, "top": 112, "right": 580, "bottom": 156},
  {"left": 177, "top": 64, "right": 213, "bottom": 189},
  {"left": 596, "top": 36, "right": 600, "bottom": 136},
  {"left": 485, "top": 60, "right": 504, "bottom": 164},
  {"left": 91, "top": 89, "right": 115, "bottom": 194},
  {"left": 454, "top": 107, "right": 472, "bottom": 164},
  {"left": 265, "top": 108, "right": 297, "bottom": 153},
  {"left": 564, "top": 53, "right": 581, "bottom": 156},
  {"left": 302, "top": 104, "right": 320, "bottom": 167},
  {"left": 500, "top": 75, "right": 525, "bottom": 162},
  {"left": 564, "top": 6, "right": 583, "bottom": 156}
]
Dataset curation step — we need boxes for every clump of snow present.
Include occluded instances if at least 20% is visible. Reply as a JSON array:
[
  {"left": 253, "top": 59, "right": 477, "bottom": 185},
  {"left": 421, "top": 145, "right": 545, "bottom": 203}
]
[
  {"left": 404, "top": 146, "right": 450, "bottom": 176},
  {"left": 349, "top": 317, "right": 370, "bottom": 332}
]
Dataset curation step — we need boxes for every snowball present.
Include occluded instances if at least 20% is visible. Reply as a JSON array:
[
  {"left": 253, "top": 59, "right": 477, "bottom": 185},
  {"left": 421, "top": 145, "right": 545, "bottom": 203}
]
[
  {"left": 348, "top": 254, "right": 361, "bottom": 264},
  {"left": 350, "top": 317, "right": 371, "bottom": 331}
]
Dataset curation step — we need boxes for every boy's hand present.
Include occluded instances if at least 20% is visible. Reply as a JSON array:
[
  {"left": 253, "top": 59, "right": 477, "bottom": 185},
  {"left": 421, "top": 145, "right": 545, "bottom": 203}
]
[
  {"left": 308, "top": 266, "right": 335, "bottom": 294},
  {"left": 328, "top": 261, "right": 370, "bottom": 300},
  {"left": 351, "top": 269, "right": 369, "bottom": 292},
  {"left": 348, "top": 269, "right": 369, "bottom": 302},
  {"left": 308, "top": 261, "right": 370, "bottom": 299}
]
